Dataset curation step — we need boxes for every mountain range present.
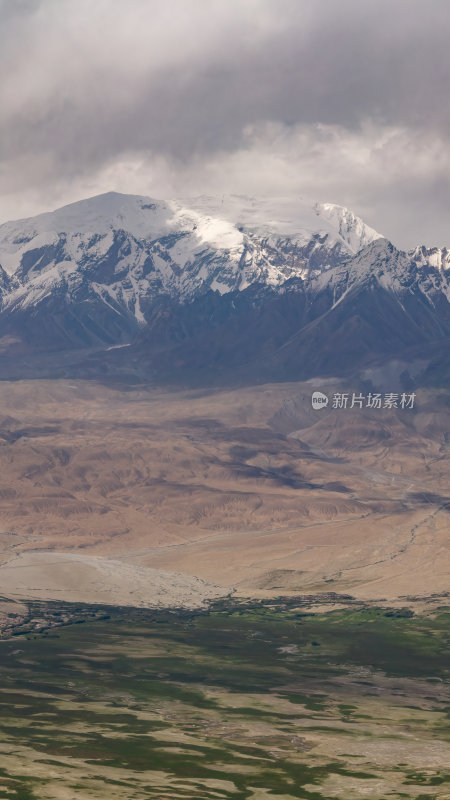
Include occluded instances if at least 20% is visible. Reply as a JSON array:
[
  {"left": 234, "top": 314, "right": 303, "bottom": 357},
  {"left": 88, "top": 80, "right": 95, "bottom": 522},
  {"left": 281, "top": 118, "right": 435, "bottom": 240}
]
[{"left": 0, "top": 191, "right": 449, "bottom": 385}]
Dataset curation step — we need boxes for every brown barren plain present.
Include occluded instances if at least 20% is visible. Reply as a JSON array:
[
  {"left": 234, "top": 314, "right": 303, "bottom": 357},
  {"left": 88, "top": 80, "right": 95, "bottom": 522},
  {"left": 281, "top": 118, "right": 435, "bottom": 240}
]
[{"left": 0, "top": 378, "right": 448, "bottom": 614}]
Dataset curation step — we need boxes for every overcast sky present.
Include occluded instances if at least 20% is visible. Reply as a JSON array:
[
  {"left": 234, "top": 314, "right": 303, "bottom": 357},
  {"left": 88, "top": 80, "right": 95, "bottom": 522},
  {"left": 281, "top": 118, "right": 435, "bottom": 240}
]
[{"left": 1, "top": 0, "right": 450, "bottom": 248}]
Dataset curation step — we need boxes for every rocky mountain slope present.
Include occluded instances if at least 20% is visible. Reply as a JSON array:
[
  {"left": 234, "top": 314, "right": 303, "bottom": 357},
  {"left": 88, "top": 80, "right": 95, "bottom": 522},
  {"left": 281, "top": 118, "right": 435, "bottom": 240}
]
[{"left": 0, "top": 192, "right": 449, "bottom": 384}]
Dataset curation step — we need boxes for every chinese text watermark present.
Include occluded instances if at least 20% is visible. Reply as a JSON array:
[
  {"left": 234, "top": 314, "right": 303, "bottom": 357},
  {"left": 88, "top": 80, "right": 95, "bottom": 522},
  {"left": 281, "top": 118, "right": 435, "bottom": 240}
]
[{"left": 312, "top": 391, "right": 416, "bottom": 410}]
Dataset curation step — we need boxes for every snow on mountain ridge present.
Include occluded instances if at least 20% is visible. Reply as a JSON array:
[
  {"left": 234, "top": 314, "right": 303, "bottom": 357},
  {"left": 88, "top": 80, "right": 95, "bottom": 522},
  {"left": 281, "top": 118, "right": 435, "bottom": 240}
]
[
  {"left": 0, "top": 192, "right": 385, "bottom": 321},
  {"left": 410, "top": 244, "right": 450, "bottom": 272},
  {"left": 316, "top": 202, "right": 382, "bottom": 253},
  {"left": 1, "top": 196, "right": 450, "bottom": 360},
  {"left": 1, "top": 195, "right": 449, "bottom": 322},
  {"left": 310, "top": 236, "right": 450, "bottom": 312},
  {"left": 181, "top": 193, "right": 383, "bottom": 253},
  {"left": 0, "top": 192, "right": 381, "bottom": 273}
]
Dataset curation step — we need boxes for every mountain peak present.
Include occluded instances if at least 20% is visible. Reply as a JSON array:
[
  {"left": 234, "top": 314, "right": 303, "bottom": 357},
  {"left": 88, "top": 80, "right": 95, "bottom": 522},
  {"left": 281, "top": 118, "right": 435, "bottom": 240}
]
[
  {"left": 180, "top": 194, "right": 382, "bottom": 253},
  {"left": 315, "top": 202, "right": 383, "bottom": 253},
  {"left": 0, "top": 192, "right": 449, "bottom": 376},
  {"left": 0, "top": 192, "right": 384, "bottom": 282},
  {"left": 0, "top": 192, "right": 169, "bottom": 238},
  {"left": 1, "top": 192, "right": 382, "bottom": 248},
  {"left": 344, "top": 237, "right": 408, "bottom": 280},
  {"left": 410, "top": 243, "right": 450, "bottom": 271}
]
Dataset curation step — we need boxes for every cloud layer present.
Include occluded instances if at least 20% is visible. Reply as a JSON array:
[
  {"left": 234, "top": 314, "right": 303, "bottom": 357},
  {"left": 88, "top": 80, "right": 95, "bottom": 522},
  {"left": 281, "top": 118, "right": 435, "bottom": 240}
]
[{"left": 1, "top": 0, "right": 450, "bottom": 247}]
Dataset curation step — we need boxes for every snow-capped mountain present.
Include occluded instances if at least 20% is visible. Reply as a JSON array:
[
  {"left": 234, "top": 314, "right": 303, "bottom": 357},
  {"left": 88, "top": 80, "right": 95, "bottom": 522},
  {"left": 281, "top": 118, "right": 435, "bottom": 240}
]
[
  {"left": 0, "top": 191, "right": 449, "bottom": 386},
  {"left": 123, "top": 236, "right": 450, "bottom": 385},
  {"left": 311, "top": 238, "right": 450, "bottom": 305},
  {"left": 0, "top": 191, "right": 381, "bottom": 317},
  {"left": 410, "top": 244, "right": 450, "bottom": 273}
]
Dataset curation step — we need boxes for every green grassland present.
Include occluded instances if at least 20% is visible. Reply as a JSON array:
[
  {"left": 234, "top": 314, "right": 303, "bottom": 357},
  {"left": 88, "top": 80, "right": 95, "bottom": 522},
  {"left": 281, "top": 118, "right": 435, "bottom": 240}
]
[{"left": 0, "top": 604, "right": 449, "bottom": 799}]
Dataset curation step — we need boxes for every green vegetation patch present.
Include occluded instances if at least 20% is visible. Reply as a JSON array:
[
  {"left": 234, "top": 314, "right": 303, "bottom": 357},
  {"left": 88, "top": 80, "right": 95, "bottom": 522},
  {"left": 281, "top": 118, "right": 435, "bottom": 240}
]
[{"left": 0, "top": 603, "right": 448, "bottom": 799}]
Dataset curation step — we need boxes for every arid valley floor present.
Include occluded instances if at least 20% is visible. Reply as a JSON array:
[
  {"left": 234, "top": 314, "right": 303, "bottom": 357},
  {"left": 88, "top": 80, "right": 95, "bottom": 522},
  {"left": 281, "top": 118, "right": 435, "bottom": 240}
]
[{"left": 0, "top": 377, "right": 448, "bottom": 611}]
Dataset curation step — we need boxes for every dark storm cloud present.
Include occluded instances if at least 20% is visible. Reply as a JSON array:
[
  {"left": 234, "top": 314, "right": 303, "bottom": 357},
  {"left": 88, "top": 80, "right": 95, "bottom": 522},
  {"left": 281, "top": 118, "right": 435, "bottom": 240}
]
[{"left": 1, "top": 0, "right": 450, "bottom": 246}]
